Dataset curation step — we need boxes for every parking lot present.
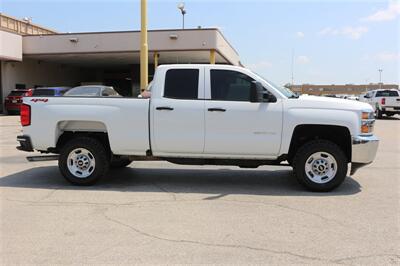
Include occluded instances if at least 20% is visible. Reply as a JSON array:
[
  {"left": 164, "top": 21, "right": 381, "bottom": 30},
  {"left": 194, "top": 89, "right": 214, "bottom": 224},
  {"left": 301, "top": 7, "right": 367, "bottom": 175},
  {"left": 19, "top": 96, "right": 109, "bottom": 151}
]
[{"left": 0, "top": 115, "right": 399, "bottom": 264}]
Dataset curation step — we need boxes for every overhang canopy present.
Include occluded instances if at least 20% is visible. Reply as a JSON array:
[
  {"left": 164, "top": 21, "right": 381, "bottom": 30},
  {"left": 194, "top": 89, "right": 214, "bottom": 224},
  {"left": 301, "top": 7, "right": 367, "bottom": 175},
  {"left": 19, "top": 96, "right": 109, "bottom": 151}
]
[
  {"left": 0, "top": 30, "right": 22, "bottom": 61},
  {"left": 22, "top": 29, "right": 240, "bottom": 67}
]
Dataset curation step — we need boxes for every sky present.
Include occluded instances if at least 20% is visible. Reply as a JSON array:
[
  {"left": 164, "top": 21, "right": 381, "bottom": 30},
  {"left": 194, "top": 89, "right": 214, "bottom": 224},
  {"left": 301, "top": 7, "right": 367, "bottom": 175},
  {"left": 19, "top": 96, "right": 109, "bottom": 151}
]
[{"left": 1, "top": 0, "right": 399, "bottom": 85}]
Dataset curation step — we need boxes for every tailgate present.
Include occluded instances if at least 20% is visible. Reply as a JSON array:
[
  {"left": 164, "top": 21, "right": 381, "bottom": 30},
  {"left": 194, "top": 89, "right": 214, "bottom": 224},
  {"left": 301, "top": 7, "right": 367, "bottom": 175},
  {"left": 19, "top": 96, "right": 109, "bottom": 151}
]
[{"left": 384, "top": 97, "right": 400, "bottom": 107}]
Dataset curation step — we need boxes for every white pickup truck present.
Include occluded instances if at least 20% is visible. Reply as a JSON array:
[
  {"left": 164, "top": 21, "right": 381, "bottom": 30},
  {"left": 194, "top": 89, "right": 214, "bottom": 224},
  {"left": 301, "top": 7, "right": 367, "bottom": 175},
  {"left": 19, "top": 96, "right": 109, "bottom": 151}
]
[
  {"left": 17, "top": 64, "right": 379, "bottom": 191},
  {"left": 360, "top": 89, "right": 400, "bottom": 118}
]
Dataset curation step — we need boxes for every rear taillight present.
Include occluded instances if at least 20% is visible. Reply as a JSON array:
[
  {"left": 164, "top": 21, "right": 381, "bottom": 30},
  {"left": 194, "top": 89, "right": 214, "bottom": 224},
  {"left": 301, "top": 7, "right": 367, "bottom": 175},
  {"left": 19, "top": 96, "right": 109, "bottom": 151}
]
[
  {"left": 24, "top": 89, "right": 33, "bottom": 97},
  {"left": 381, "top": 98, "right": 386, "bottom": 105},
  {"left": 20, "top": 104, "right": 31, "bottom": 126}
]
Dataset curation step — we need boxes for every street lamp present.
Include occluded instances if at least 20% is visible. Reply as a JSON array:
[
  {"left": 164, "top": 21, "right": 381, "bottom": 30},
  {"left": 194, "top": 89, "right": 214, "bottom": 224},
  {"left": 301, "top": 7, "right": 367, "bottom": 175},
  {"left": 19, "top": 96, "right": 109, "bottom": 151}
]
[
  {"left": 177, "top": 2, "right": 186, "bottom": 29},
  {"left": 378, "top": 69, "right": 383, "bottom": 90}
]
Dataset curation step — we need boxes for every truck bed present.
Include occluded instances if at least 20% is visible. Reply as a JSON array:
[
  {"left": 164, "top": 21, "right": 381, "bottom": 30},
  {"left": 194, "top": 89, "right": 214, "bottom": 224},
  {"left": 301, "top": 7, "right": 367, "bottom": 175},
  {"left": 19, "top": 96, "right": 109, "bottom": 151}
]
[{"left": 23, "top": 97, "right": 151, "bottom": 155}]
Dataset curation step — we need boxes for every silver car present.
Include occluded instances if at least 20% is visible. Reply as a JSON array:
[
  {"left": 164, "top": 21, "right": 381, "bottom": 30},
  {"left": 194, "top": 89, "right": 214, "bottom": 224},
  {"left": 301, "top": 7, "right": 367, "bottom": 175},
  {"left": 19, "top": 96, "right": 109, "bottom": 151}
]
[{"left": 64, "top": 85, "right": 120, "bottom": 97}]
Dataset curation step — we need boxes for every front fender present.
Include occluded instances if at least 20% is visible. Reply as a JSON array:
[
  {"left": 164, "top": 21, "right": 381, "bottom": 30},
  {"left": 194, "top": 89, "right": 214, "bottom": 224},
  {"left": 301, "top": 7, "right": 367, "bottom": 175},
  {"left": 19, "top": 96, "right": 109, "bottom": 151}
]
[{"left": 280, "top": 108, "right": 359, "bottom": 154}]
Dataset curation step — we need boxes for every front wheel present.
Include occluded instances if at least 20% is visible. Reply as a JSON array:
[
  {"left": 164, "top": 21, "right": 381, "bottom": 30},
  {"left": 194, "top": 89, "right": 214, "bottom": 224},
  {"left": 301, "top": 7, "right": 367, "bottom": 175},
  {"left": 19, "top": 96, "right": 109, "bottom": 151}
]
[
  {"left": 59, "top": 137, "right": 110, "bottom": 185},
  {"left": 293, "top": 140, "right": 348, "bottom": 192}
]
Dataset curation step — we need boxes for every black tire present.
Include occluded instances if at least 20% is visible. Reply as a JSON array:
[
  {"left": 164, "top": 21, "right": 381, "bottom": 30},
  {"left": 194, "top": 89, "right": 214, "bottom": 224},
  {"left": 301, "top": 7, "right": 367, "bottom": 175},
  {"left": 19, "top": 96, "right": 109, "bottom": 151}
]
[
  {"left": 110, "top": 157, "right": 132, "bottom": 168},
  {"left": 375, "top": 108, "right": 383, "bottom": 119},
  {"left": 58, "top": 137, "right": 110, "bottom": 185},
  {"left": 293, "top": 140, "right": 348, "bottom": 192}
]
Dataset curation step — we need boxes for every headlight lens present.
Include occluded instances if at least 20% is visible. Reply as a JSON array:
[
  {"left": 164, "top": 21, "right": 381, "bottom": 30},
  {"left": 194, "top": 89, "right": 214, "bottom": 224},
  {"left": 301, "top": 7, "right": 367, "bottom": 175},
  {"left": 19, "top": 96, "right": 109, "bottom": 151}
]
[
  {"left": 362, "top": 112, "right": 374, "bottom": 120},
  {"left": 361, "top": 111, "right": 375, "bottom": 134}
]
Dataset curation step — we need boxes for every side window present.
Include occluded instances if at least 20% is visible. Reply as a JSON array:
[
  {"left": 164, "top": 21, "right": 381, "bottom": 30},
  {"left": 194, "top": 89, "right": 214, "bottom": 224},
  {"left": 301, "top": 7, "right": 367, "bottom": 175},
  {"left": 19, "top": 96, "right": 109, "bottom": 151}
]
[
  {"left": 164, "top": 69, "right": 199, "bottom": 99},
  {"left": 104, "top": 87, "right": 118, "bottom": 96},
  {"left": 210, "top": 70, "right": 255, "bottom": 102}
]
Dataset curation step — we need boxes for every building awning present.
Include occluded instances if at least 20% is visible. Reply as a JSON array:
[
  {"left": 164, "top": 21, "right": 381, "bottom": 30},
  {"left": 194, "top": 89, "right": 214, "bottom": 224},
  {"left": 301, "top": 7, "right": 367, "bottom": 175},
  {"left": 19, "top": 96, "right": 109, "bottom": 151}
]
[{"left": 22, "top": 29, "right": 240, "bottom": 66}]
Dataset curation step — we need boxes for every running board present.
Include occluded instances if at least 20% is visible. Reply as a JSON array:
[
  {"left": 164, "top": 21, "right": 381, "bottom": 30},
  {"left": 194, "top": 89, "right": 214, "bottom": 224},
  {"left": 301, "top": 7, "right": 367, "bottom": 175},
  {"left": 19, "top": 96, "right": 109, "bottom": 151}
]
[{"left": 26, "top": 155, "right": 59, "bottom": 162}]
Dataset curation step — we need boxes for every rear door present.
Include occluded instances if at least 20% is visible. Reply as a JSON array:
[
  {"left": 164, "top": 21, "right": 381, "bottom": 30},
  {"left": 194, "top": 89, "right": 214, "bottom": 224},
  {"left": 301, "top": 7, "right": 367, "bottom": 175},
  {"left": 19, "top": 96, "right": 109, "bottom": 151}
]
[{"left": 151, "top": 67, "right": 205, "bottom": 155}]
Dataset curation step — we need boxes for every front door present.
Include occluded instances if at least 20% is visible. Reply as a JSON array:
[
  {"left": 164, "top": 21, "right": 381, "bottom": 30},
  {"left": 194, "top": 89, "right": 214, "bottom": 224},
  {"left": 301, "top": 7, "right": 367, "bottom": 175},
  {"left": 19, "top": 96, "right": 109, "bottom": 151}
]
[{"left": 204, "top": 69, "right": 283, "bottom": 157}]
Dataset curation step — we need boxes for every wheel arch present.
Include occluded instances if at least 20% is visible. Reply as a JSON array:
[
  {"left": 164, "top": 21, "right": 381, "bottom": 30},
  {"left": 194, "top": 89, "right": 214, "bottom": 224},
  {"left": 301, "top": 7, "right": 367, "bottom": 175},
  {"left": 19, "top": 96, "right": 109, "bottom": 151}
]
[
  {"left": 287, "top": 124, "right": 352, "bottom": 164},
  {"left": 55, "top": 131, "right": 111, "bottom": 155}
]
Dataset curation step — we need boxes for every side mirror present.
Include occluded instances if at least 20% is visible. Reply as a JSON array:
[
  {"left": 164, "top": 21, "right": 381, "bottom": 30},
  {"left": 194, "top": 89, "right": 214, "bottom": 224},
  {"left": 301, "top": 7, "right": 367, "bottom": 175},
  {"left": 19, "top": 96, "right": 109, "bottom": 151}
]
[{"left": 251, "top": 81, "right": 277, "bottom": 103}]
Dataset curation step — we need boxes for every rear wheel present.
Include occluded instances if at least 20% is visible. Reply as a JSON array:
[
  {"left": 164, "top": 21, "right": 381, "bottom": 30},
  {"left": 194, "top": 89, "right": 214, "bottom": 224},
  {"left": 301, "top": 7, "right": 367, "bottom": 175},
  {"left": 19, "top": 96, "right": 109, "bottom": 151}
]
[
  {"left": 59, "top": 137, "right": 109, "bottom": 185},
  {"left": 293, "top": 140, "right": 348, "bottom": 192}
]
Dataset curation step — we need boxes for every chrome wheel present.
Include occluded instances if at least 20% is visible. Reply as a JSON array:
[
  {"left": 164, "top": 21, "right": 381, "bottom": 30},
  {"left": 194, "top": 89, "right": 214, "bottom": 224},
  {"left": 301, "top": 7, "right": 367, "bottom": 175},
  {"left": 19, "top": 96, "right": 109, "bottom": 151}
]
[
  {"left": 67, "top": 148, "right": 96, "bottom": 178},
  {"left": 304, "top": 152, "right": 337, "bottom": 184}
]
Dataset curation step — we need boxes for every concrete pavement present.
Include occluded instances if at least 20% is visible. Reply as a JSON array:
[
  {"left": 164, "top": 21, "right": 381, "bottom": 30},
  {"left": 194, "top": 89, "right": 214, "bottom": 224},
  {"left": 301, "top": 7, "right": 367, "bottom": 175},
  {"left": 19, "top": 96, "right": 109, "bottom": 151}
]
[{"left": 0, "top": 115, "right": 399, "bottom": 264}]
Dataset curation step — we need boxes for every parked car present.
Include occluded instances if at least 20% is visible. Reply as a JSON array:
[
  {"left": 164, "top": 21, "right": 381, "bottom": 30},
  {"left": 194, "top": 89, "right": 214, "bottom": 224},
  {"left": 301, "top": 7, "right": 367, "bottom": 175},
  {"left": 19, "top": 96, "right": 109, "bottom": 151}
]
[
  {"left": 4, "top": 89, "right": 30, "bottom": 114},
  {"left": 64, "top": 85, "right": 120, "bottom": 97},
  {"left": 360, "top": 89, "right": 400, "bottom": 118},
  {"left": 347, "top": 96, "right": 359, "bottom": 101},
  {"left": 17, "top": 64, "right": 379, "bottom": 192},
  {"left": 31, "top": 87, "right": 71, "bottom": 96}
]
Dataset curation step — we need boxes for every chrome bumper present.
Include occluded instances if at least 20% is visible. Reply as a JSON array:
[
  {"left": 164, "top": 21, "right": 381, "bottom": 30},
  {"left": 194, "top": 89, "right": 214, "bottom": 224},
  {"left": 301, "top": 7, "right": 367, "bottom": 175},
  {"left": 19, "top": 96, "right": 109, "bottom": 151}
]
[{"left": 350, "top": 135, "right": 379, "bottom": 175}]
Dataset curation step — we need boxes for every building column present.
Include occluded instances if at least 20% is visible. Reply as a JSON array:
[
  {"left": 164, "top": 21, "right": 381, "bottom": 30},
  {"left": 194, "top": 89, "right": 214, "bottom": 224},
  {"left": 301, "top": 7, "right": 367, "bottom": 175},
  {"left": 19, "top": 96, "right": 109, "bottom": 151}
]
[
  {"left": 140, "top": 0, "right": 148, "bottom": 92},
  {"left": 209, "top": 49, "right": 216, "bottom": 64},
  {"left": 154, "top": 52, "right": 159, "bottom": 71}
]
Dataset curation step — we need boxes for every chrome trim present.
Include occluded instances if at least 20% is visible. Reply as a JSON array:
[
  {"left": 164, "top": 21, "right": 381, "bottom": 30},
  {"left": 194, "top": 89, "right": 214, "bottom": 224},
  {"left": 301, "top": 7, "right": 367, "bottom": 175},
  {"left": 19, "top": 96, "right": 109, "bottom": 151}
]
[{"left": 352, "top": 135, "right": 379, "bottom": 164}]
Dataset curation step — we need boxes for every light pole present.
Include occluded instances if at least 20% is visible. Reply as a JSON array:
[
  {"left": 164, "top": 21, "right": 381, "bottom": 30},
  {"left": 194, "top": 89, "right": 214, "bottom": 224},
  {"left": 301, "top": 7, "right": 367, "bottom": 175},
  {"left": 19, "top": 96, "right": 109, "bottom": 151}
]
[
  {"left": 178, "top": 3, "right": 186, "bottom": 29},
  {"left": 140, "top": 0, "right": 148, "bottom": 92},
  {"left": 378, "top": 69, "right": 383, "bottom": 90},
  {"left": 291, "top": 48, "right": 295, "bottom": 86}
]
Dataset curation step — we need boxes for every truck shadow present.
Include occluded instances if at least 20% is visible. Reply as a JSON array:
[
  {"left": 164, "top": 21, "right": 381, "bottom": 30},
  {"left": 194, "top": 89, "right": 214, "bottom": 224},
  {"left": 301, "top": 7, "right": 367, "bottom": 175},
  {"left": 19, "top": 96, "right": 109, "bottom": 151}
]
[
  {"left": 378, "top": 116, "right": 400, "bottom": 120},
  {"left": 0, "top": 166, "right": 361, "bottom": 196}
]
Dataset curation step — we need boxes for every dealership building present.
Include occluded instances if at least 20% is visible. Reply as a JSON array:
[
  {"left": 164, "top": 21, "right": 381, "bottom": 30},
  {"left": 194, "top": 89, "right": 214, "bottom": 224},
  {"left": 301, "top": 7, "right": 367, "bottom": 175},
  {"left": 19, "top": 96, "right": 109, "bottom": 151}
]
[{"left": 0, "top": 13, "right": 241, "bottom": 113}]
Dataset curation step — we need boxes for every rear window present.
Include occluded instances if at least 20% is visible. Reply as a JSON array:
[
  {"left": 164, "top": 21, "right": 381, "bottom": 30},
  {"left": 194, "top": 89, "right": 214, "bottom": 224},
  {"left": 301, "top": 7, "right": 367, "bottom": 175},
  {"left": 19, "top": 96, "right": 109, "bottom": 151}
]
[
  {"left": 164, "top": 69, "right": 199, "bottom": 99},
  {"left": 32, "top": 89, "right": 55, "bottom": 96},
  {"left": 376, "top": 90, "right": 399, "bottom": 97},
  {"left": 9, "top": 90, "right": 27, "bottom": 96}
]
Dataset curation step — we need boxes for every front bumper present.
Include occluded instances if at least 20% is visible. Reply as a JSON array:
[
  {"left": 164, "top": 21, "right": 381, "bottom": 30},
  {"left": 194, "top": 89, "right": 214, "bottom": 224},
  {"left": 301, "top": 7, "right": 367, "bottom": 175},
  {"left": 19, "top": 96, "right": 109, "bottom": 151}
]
[
  {"left": 16, "top": 135, "right": 34, "bottom": 152},
  {"left": 350, "top": 135, "right": 379, "bottom": 175}
]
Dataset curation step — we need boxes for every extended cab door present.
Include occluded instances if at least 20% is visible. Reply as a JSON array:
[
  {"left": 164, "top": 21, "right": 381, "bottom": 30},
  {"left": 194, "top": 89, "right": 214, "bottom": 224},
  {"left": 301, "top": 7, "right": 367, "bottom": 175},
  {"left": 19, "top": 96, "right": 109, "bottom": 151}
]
[
  {"left": 150, "top": 66, "right": 205, "bottom": 155},
  {"left": 203, "top": 67, "right": 283, "bottom": 157}
]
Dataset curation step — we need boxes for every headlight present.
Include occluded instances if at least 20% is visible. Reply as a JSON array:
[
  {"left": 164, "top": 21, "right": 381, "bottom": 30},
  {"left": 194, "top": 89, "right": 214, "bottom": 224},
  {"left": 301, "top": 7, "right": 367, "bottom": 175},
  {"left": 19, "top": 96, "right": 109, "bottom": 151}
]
[
  {"left": 362, "top": 111, "right": 374, "bottom": 120},
  {"left": 361, "top": 111, "right": 375, "bottom": 134}
]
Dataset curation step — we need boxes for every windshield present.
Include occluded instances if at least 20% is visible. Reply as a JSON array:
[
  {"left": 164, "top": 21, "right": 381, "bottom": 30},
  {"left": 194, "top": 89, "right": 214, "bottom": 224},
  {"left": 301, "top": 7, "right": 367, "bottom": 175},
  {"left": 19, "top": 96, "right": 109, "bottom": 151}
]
[
  {"left": 32, "top": 89, "right": 55, "bottom": 96},
  {"left": 250, "top": 71, "right": 298, "bottom": 98},
  {"left": 9, "top": 90, "right": 27, "bottom": 96}
]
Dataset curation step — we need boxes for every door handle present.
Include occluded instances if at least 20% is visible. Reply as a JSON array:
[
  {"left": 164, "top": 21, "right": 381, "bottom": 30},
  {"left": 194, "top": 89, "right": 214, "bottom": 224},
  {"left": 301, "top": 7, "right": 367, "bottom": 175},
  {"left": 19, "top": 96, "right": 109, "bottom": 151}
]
[
  {"left": 208, "top": 108, "right": 226, "bottom": 112},
  {"left": 156, "top": 106, "right": 174, "bottom": 111}
]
